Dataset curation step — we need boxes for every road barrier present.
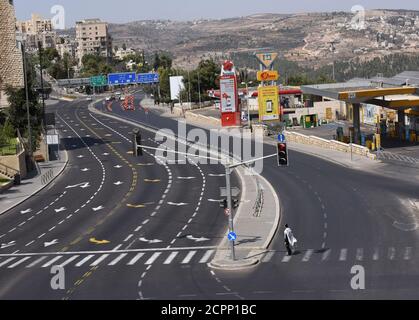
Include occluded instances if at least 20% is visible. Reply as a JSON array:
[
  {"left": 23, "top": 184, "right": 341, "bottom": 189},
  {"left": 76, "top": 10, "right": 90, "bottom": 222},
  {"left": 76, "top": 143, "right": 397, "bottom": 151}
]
[
  {"left": 253, "top": 177, "right": 264, "bottom": 218},
  {"left": 41, "top": 169, "right": 54, "bottom": 185}
]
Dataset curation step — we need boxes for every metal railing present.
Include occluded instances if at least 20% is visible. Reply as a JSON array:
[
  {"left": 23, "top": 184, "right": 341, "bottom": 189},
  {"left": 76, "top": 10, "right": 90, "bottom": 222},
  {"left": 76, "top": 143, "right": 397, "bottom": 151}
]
[
  {"left": 41, "top": 169, "right": 54, "bottom": 185},
  {"left": 253, "top": 177, "right": 264, "bottom": 218},
  {"left": 0, "top": 162, "right": 19, "bottom": 179}
]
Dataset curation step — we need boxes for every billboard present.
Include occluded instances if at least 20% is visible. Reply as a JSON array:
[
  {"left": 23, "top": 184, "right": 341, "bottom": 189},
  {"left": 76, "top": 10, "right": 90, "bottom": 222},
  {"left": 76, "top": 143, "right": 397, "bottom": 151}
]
[
  {"left": 108, "top": 72, "right": 137, "bottom": 85},
  {"left": 169, "top": 76, "right": 185, "bottom": 101},
  {"left": 137, "top": 73, "right": 159, "bottom": 84},
  {"left": 257, "top": 70, "right": 279, "bottom": 82},
  {"left": 258, "top": 86, "right": 280, "bottom": 121},
  {"left": 220, "top": 75, "right": 238, "bottom": 113}
]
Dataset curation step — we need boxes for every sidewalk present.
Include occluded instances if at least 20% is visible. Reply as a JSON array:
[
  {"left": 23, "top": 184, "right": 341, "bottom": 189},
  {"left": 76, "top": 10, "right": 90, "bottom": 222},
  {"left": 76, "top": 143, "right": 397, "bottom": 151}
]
[
  {"left": 209, "top": 166, "right": 280, "bottom": 270},
  {"left": 0, "top": 149, "right": 68, "bottom": 216}
]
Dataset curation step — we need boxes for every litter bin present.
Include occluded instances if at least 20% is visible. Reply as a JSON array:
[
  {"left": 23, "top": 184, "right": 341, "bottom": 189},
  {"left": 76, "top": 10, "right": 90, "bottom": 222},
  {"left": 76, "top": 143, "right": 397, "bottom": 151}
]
[{"left": 14, "top": 173, "right": 21, "bottom": 185}]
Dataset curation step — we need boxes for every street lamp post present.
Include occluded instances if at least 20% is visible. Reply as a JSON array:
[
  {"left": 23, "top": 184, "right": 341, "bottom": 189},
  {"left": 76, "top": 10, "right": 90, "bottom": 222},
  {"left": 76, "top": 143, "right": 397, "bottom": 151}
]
[
  {"left": 198, "top": 71, "right": 202, "bottom": 109},
  {"left": 38, "top": 41, "right": 46, "bottom": 128},
  {"left": 20, "top": 42, "right": 33, "bottom": 157}
]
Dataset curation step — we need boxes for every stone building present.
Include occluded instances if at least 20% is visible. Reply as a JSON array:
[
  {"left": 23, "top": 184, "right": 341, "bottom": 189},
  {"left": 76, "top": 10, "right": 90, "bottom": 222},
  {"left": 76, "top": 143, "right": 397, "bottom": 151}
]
[{"left": 0, "top": 0, "right": 24, "bottom": 109}]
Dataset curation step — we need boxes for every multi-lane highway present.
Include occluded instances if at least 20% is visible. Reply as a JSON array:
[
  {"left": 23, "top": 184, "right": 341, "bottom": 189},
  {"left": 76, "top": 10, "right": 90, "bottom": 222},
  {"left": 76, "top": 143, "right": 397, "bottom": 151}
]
[{"left": 1, "top": 92, "right": 419, "bottom": 299}]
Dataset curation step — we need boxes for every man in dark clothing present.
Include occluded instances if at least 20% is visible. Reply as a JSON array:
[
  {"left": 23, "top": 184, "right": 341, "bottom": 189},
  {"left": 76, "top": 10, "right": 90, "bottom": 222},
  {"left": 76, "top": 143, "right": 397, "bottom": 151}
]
[{"left": 284, "top": 224, "right": 293, "bottom": 256}]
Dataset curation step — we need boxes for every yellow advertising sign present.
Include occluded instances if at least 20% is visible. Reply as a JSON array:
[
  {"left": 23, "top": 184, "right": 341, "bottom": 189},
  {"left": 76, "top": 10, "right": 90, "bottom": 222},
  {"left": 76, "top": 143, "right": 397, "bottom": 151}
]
[
  {"left": 255, "top": 52, "right": 278, "bottom": 69},
  {"left": 257, "top": 70, "right": 279, "bottom": 82},
  {"left": 258, "top": 86, "right": 280, "bottom": 121}
]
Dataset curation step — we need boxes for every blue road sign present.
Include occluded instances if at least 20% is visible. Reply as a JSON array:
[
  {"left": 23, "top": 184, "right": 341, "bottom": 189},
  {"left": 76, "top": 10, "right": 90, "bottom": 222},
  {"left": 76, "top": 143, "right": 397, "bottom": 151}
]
[
  {"left": 137, "top": 73, "right": 159, "bottom": 84},
  {"left": 108, "top": 72, "right": 137, "bottom": 85},
  {"left": 278, "top": 134, "right": 286, "bottom": 143},
  {"left": 228, "top": 232, "right": 237, "bottom": 241}
]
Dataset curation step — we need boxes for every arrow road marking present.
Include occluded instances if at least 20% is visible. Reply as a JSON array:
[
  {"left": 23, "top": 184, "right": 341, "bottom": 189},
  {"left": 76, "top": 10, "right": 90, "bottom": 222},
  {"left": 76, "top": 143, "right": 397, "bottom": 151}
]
[
  {"left": 178, "top": 177, "right": 196, "bottom": 180},
  {"left": 1, "top": 241, "right": 16, "bottom": 249},
  {"left": 114, "top": 181, "right": 124, "bottom": 186},
  {"left": 54, "top": 207, "right": 66, "bottom": 213},
  {"left": 186, "top": 235, "right": 210, "bottom": 242},
  {"left": 114, "top": 165, "right": 123, "bottom": 169},
  {"left": 139, "top": 237, "right": 163, "bottom": 244},
  {"left": 168, "top": 202, "right": 189, "bottom": 207},
  {"left": 92, "top": 206, "right": 105, "bottom": 212},
  {"left": 20, "top": 209, "right": 32, "bottom": 214},
  {"left": 207, "top": 199, "right": 222, "bottom": 202},
  {"left": 81, "top": 168, "right": 90, "bottom": 172},
  {"left": 103, "top": 153, "right": 110, "bottom": 156},
  {"left": 77, "top": 155, "right": 84, "bottom": 159},
  {"left": 44, "top": 239, "right": 59, "bottom": 248},
  {"left": 66, "top": 182, "right": 90, "bottom": 189},
  {"left": 89, "top": 238, "right": 110, "bottom": 245}
]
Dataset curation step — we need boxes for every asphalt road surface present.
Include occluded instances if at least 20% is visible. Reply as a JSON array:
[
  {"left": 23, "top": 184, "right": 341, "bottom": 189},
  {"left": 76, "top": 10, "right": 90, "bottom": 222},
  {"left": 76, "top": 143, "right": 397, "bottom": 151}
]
[{"left": 0, "top": 93, "right": 418, "bottom": 299}]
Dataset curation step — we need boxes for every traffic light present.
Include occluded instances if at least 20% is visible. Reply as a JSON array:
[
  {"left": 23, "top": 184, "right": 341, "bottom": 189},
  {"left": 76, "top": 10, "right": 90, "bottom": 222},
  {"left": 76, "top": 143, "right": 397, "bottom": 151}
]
[
  {"left": 222, "top": 199, "right": 228, "bottom": 209},
  {"left": 277, "top": 142, "right": 289, "bottom": 166},
  {"left": 132, "top": 129, "right": 143, "bottom": 156}
]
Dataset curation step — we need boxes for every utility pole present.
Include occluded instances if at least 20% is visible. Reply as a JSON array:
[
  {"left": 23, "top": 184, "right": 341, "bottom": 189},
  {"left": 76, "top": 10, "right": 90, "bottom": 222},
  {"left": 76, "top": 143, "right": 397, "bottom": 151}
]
[
  {"left": 21, "top": 42, "right": 33, "bottom": 157},
  {"left": 225, "top": 165, "right": 236, "bottom": 261},
  {"left": 187, "top": 69, "right": 192, "bottom": 108},
  {"left": 198, "top": 71, "right": 202, "bottom": 109},
  {"left": 38, "top": 41, "right": 46, "bottom": 128}
]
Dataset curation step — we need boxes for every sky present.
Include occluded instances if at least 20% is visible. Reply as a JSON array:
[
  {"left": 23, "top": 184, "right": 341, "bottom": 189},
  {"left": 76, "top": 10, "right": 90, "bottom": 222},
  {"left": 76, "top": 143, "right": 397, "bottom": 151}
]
[{"left": 14, "top": 0, "right": 419, "bottom": 28}]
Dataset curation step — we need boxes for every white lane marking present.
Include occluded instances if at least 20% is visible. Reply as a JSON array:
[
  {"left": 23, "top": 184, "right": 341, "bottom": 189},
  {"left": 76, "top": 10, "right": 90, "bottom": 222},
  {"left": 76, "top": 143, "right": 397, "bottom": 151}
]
[
  {"left": 75, "top": 255, "right": 95, "bottom": 267},
  {"left": 41, "top": 256, "right": 63, "bottom": 268},
  {"left": 282, "top": 254, "right": 292, "bottom": 262},
  {"left": 25, "top": 240, "right": 35, "bottom": 247},
  {"left": 163, "top": 252, "right": 179, "bottom": 265},
  {"left": 261, "top": 251, "right": 275, "bottom": 263},
  {"left": 108, "top": 253, "right": 128, "bottom": 266},
  {"left": 373, "top": 248, "right": 379, "bottom": 261},
  {"left": 112, "top": 245, "right": 122, "bottom": 251},
  {"left": 322, "top": 249, "right": 331, "bottom": 261},
  {"left": 145, "top": 252, "right": 161, "bottom": 265},
  {"left": 339, "top": 249, "right": 348, "bottom": 261},
  {"left": 26, "top": 256, "right": 47, "bottom": 268},
  {"left": 181, "top": 251, "right": 197, "bottom": 264},
  {"left": 127, "top": 253, "right": 144, "bottom": 265},
  {"left": 356, "top": 248, "right": 364, "bottom": 261},
  {"left": 404, "top": 247, "right": 412, "bottom": 260},
  {"left": 7, "top": 257, "right": 31, "bottom": 268},
  {"left": 124, "top": 234, "right": 134, "bottom": 242},
  {"left": 0, "top": 257, "right": 16, "bottom": 267},
  {"left": 90, "top": 254, "right": 110, "bottom": 266},
  {"left": 302, "top": 249, "right": 314, "bottom": 262},
  {"left": 388, "top": 247, "right": 396, "bottom": 260},
  {"left": 199, "top": 250, "right": 214, "bottom": 264},
  {"left": 58, "top": 255, "right": 80, "bottom": 268}
]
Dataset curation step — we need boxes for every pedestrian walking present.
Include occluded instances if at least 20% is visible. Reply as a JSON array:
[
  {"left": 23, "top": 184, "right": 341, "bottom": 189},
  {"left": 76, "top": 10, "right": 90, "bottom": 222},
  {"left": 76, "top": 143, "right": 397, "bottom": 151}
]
[{"left": 284, "top": 224, "right": 298, "bottom": 256}]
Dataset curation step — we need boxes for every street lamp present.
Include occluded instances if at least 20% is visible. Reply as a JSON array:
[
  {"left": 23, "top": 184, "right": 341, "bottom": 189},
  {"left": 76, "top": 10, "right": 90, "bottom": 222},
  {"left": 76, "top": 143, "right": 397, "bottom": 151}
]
[
  {"left": 197, "top": 71, "right": 202, "bottom": 109},
  {"left": 241, "top": 81, "right": 253, "bottom": 130}
]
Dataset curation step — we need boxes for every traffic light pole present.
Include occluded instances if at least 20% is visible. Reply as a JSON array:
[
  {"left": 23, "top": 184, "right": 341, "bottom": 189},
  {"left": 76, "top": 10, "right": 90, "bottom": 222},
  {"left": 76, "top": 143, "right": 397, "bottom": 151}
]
[{"left": 225, "top": 165, "right": 236, "bottom": 261}]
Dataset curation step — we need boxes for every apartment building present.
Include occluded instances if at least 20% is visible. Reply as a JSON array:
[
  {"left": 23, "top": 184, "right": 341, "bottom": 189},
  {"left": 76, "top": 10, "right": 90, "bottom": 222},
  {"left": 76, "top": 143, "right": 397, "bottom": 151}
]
[
  {"left": 0, "top": 0, "right": 24, "bottom": 109},
  {"left": 75, "top": 19, "right": 112, "bottom": 65},
  {"left": 56, "top": 35, "right": 76, "bottom": 59},
  {"left": 16, "top": 13, "right": 56, "bottom": 49}
]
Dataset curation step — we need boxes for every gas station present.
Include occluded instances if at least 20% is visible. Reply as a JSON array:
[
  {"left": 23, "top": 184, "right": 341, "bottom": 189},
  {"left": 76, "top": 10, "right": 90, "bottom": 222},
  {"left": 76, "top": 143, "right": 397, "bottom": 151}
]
[{"left": 301, "top": 72, "right": 419, "bottom": 149}]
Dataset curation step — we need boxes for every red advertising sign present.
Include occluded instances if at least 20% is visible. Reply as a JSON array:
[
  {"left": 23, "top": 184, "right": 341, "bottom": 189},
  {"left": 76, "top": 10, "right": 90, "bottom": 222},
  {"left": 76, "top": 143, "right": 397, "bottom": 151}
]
[{"left": 220, "top": 75, "right": 238, "bottom": 113}]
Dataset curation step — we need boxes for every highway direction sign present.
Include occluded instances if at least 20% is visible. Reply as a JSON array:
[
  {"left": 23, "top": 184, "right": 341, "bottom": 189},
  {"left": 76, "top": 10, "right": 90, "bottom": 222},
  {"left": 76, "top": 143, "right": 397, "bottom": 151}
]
[
  {"left": 137, "top": 73, "right": 159, "bottom": 84},
  {"left": 90, "top": 75, "right": 107, "bottom": 87},
  {"left": 108, "top": 72, "right": 137, "bottom": 85}
]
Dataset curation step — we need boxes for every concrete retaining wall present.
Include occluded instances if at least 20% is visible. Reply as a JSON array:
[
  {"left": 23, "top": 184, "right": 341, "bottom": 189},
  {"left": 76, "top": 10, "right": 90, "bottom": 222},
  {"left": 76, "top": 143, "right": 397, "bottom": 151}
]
[
  {"left": 0, "top": 148, "right": 27, "bottom": 178},
  {"left": 173, "top": 106, "right": 221, "bottom": 126},
  {"left": 284, "top": 131, "right": 377, "bottom": 160}
]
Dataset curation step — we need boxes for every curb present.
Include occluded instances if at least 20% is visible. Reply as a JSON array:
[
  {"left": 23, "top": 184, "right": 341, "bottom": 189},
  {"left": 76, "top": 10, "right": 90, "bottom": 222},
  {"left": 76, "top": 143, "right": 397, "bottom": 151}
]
[{"left": 0, "top": 149, "right": 69, "bottom": 216}]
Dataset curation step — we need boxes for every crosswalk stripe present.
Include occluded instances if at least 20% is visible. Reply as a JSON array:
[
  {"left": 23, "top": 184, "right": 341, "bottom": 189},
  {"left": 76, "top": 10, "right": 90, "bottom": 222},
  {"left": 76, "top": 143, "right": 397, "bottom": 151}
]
[
  {"left": 321, "top": 249, "right": 331, "bottom": 261},
  {"left": 339, "top": 249, "right": 348, "bottom": 261},
  {"left": 261, "top": 251, "right": 275, "bottom": 263},
  {"left": 26, "top": 256, "right": 47, "bottom": 268},
  {"left": 59, "top": 255, "right": 80, "bottom": 267},
  {"left": 0, "top": 258, "right": 16, "bottom": 267},
  {"left": 145, "top": 252, "right": 161, "bottom": 265},
  {"left": 282, "top": 254, "right": 292, "bottom": 262},
  {"left": 127, "top": 253, "right": 145, "bottom": 266},
  {"left": 76, "top": 255, "right": 95, "bottom": 267},
  {"left": 356, "top": 248, "right": 364, "bottom": 261},
  {"left": 163, "top": 252, "right": 179, "bottom": 265},
  {"left": 41, "top": 256, "right": 63, "bottom": 268},
  {"left": 108, "top": 253, "right": 128, "bottom": 266},
  {"left": 182, "top": 251, "right": 197, "bottom": 264},
  {"left": 302, "top": 250, "right": 313, "bottom": 262},
  {"left": 404, "top": 247, "right": 412, "bottom": 260},
  {"left": 373, "top": 248, "right": 379, "bottom": 261},
  {"left": 8, "top": 257, "right": 31, "bottom": 268},
  {"left": 199, "top": 250, "right": 214, "bottom": 264},
  {"left": 388, "top": 247, "right": 396, "bottom": 260},
  {"left": 90, "top": 254, "right": 109, "bottom": 266}
]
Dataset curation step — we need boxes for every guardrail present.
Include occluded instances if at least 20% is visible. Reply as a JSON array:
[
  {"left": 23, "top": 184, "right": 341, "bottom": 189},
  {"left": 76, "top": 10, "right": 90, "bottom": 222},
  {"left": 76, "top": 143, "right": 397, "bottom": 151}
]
[
  {"left": 253, "top": 177, "right": 264, "bottom": 218},
  {"left": 41, "top": 169, "right": 54, "bottom": 185}
]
